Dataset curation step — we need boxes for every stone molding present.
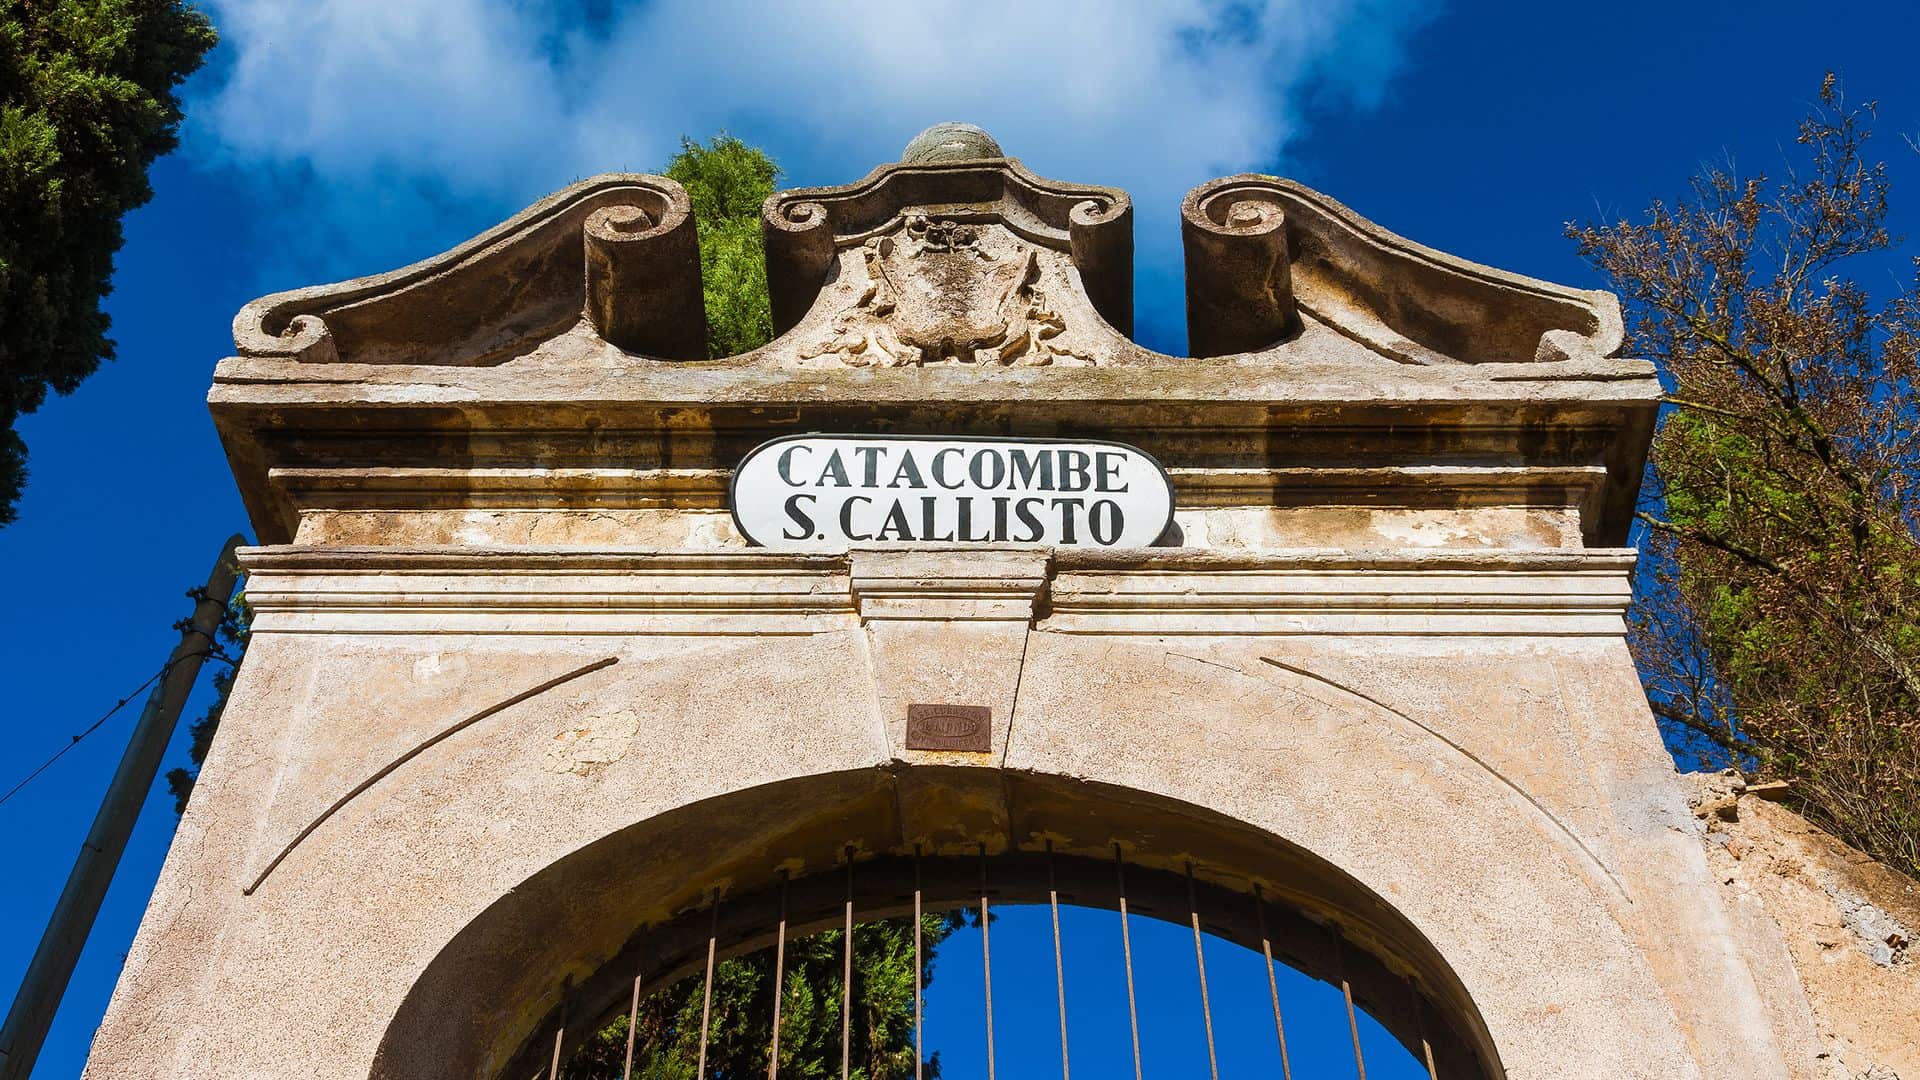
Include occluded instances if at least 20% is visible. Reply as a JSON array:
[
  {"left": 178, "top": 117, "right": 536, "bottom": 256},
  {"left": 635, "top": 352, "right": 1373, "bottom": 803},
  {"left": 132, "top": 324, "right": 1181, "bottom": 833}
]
[
  {"left": 848, "top": 548, "right": 1048, "bottom": 621},
  {"left": 266, "top": 463, "right": 1604, "bottom": 514},
  {"left": 1046, "top": 550, "right": 1634, "bottom": 636},
  {"left": 238, "top": 547, "right": 855, "bottom": 636},
  {"left": 268, "top": 466, "right": 735, "bottom": 511},
  {"left": 237, "top": 545, "right": 1633, "bottom": 638},
  {"left": 211, "top": 376, "right": 1655, "bottom": 546}
]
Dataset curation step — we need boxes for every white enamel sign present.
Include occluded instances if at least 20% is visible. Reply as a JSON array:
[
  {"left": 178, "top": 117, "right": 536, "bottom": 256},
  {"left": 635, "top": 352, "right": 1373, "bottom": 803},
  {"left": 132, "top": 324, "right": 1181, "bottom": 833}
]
[{"left": 731, "top": 435, "right": 1175, "bottom": 551}]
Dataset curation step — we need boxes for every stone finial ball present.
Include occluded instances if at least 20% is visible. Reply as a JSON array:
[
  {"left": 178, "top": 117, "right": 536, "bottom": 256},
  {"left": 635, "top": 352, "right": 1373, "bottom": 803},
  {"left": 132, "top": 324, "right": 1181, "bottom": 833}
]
[{"left": 901, "top": 122, "right": 1005, "bottom": 164}]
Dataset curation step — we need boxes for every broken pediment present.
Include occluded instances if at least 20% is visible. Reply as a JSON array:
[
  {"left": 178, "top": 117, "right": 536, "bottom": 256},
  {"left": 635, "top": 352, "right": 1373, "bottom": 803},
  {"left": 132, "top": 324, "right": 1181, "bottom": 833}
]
[
  {"left": 1179, "top": 174, "right": 1623, "bottom": 363},
  {"left": 231, "top": 174, "right": 709, "bottom": 366},
  {"left": 213, "top": 125, "right": 1660, "bottom": 548},
  {"left": 226, "top": 123, "right": 1622, "bottom": 370}
]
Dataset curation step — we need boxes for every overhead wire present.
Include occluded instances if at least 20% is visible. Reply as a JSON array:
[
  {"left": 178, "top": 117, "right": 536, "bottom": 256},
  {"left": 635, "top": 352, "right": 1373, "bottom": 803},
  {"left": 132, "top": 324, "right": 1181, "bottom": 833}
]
[{"left": 0, "top": 647, "right": 221, "bottom": 809}]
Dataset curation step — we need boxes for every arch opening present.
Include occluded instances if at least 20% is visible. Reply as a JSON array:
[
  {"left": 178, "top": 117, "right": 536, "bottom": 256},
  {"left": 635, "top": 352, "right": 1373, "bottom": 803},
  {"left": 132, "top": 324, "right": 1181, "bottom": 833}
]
[
  {"left": 552, "top": 851, "right": 1474, "bottom": 1079},
  {"left": 373, "top": 768, "right": 1505, "bottom": 1079}
]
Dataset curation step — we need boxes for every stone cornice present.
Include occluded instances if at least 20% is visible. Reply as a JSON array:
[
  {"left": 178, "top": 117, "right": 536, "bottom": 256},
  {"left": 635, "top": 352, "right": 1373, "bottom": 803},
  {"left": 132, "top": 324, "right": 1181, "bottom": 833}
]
[
  {"left": 208, "top": 159, "right": 1659, "bottom": 552},
  {"left": 210, "top": 361, "right": 1655, "bottom": 545},
  {"left": 237, "top": 545, "right": 1634, "bottom": 638},
  {"left": 260, "top": 464, "right": 1610, "bottom": 530}
]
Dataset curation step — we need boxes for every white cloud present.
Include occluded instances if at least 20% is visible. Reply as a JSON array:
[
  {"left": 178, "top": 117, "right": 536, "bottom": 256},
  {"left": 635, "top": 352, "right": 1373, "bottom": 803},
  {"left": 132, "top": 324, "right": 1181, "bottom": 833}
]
[
  {"left": 193, "top": 0, "right": 1439, "bottom": 344},
  {"left": 201, "top": 0, "right": 568, "bottom": 187}
]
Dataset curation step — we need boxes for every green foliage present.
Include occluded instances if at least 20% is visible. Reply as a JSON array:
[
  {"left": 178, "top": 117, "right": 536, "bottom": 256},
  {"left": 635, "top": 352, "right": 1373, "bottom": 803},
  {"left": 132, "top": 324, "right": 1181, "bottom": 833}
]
[
  {"left": 662, "top": 134, "right": 779, "bottom": 358},
  {"left": 0, "top": 0, "right": 216, "bottom": 525},
  {"left": 568, "top": 915, "right": 953, "bottom": 1079},
  {"left": 1573, "top": 75, "right": 1920, "bottom": 876},
  {"left": 164, "top": 582, "right": 247, "bottom": 813}
]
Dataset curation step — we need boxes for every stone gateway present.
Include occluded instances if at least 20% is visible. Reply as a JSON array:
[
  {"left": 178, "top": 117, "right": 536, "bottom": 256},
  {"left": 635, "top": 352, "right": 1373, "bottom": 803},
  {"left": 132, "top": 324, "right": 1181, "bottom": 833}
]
[{"left": 79, "top": 125, "right": 1906, "bottom": 1079}]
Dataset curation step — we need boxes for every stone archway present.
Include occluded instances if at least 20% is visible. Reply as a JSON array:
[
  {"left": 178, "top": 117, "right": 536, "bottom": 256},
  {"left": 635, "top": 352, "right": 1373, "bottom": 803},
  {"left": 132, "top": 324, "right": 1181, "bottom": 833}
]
[
  {"left": 85, "top": 126, "right": 1819, "bottom": 1080},
  {"left": 376, "top": 769, "right": 1503, "bottom": 1079}
]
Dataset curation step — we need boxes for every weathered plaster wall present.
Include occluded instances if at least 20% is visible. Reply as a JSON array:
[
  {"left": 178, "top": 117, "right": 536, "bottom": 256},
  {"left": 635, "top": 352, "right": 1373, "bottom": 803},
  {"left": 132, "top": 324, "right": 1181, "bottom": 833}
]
[{"left": 84, "top": 547, "right": 1816, "bottom": 1080}]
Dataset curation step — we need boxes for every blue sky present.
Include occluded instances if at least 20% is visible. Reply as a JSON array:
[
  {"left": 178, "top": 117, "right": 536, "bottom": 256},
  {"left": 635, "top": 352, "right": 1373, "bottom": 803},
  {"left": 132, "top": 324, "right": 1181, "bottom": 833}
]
[
  {"left": 4, "top": 0, "right": 1920, "bottom": 1075},
  {"left": 921, "top": 905, "right": 1426, "bottom": 1077}
]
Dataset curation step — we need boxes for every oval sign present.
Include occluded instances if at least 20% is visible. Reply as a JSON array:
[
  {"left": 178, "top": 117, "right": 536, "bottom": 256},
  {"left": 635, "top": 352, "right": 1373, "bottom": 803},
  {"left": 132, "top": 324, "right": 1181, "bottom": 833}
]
[{"left": 731, "top": 434, "right": 1175, "bottom": 551}]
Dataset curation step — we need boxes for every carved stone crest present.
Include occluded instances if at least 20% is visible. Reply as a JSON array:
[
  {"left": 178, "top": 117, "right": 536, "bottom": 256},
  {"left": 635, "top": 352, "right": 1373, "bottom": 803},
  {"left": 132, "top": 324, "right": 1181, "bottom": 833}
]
[{"left": 799, "top": 214, "right": 1093, "bottom": 367}]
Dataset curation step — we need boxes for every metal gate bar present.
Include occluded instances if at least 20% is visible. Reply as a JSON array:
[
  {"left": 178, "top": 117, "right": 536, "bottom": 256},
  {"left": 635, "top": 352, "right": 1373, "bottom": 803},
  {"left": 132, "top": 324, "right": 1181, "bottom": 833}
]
[
  {"left": 1186, "top": 862, "right": 1221, "bottom": 1080},
  {"left": 768, "top": 871, "right": 788, "bottom": 1080},
  {"left": 1337, "top": 932, "right": 1368, "bottom": 1080},
  {"left": 621, "top": 973, "right": 641, "bottom": 1080},
  {"left": 531, "top": 847, "right": 1482, "bottom": 1080},
  {"left": 1112, "top": 844, "right": 1143, "bottom": 1080},
  {"left": 1254, "top": 884, "right": 1294, "bottom": 1080},
  {"left": 841, "top": 850, "right": 853, "bottom": 1080},
  {"left": 1410, "top": 977, "right": 1438, "bottom": 1080},
  {"left": 548, "top": 975, "right": 570, "bottom": 1080},
  {"left": 913, "top": 846, "right": 925, "bottom": 1080},
  {"left": 1047, "top": 840, "right": 1070, "bottom": 1080},
  {"left": 696, "top": 900, "right": 718, "bottom": 1079},
  {"left": 979, "top": 843, "right": 998, "bottom": 1080}
]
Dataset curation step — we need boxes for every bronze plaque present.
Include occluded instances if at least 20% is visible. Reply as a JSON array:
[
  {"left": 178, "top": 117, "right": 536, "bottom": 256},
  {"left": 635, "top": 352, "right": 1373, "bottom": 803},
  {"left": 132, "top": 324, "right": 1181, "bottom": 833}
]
[{"left": 905, "top": 704, "right": 992, "bottom": 752}]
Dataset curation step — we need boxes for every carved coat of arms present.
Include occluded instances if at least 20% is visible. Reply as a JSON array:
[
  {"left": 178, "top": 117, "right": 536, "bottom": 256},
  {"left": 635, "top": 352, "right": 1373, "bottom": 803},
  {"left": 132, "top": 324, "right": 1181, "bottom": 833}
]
[{"left": 799, "top": 214, "right": 1094, "bottom": 367}]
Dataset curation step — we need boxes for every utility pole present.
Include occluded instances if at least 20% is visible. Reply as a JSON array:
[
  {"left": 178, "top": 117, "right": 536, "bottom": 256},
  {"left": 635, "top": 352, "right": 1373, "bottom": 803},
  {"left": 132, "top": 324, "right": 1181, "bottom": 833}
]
[{"left": 0, "top": 535, "right": 244, "bottom": 1080}]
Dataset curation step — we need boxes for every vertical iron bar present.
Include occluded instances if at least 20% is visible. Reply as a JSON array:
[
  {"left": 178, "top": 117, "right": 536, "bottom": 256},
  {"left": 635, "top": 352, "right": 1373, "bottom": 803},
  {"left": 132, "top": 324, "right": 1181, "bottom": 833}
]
[
  {"left": 913, "top": 845, "right": 924, "bottom": 1080},
  {"left": 1337, "top": 933, "right": 1368, "bottom": 1080},
  {"left": 1047, "top": 840, "right": 1070, "bottom": 1080},
  {"left": 697, "top": 900, "right": 719, "bottom": 1079},
  {"left": 769, "top": 871, "right": 788, "bottom": 1080},
  {"left": 1253, "top": 884, "right": 1294, "bottom": 1080},
  {"left": 843, "top": 849, "right": 854, "bottom": 1080},
  {"left": 549, "top": 975, "right": 571, "bottom": 1080},
  {"left": 1113, "top": 844, "right": 1143, "bottom": 1080},
  {"left": 1409, "top": 979, "right": 1438, "bottom": 1080},
  {"left": 1185, "top": 862, "right": 1220, "bottom": 1080},
  {"left": 980, "top": 842, "right": 997, "bottom": 1080},
  {"left": 622, "top": 973, "right": 642, "bottom": 1080}
]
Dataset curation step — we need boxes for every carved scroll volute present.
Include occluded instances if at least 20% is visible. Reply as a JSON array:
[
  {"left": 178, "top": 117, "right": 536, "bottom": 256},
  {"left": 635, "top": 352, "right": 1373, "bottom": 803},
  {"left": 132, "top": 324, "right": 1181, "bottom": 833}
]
[
  {"left": 583, "top": 187, "right": 707, "bottom": 360},
  {"left": 230, "top": 310, "right": 339, "bottom": 364},
  {"left": 1182, "top": 176, "right": 1300, "bottom": 357},
  {"left": 1070, "top": 197, "right": 1134, "bottom": 337},
  {"left": 762, "top": 198, "right": 834, "bottom": 336}
]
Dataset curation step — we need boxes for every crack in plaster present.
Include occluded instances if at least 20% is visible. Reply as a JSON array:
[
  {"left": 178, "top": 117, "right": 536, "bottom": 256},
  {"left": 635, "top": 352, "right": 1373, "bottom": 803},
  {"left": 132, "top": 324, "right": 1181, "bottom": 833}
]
[
  {"left": 1252, "top": 654, "right": 1630, "bottom": 903},
  {"left": 240, "top": 656, "right": 619, "bottom": 896}
]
